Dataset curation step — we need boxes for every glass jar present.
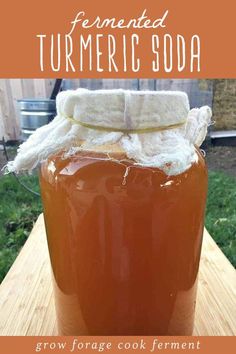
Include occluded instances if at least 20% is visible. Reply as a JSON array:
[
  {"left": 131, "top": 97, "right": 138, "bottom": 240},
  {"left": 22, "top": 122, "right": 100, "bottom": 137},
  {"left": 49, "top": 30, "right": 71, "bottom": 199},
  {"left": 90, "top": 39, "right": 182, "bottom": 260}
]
[{"left": 40, "top": 146, "right": 207, "bottom": 335}]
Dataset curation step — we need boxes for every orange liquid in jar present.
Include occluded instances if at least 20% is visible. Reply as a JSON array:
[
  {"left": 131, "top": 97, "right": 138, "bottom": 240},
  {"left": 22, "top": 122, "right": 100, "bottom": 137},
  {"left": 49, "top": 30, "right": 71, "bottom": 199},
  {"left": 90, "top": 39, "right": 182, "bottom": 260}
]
[{"left": 40, "top": 149, "right": 207, "bottom": 335}]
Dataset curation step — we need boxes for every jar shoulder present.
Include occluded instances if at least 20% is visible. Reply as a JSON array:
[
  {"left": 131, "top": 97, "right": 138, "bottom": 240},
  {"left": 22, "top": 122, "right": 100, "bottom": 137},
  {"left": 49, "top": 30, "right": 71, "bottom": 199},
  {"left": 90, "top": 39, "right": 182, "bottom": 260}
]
[{"left": 40, "top": 148, "right": 207, "bottom": 187}]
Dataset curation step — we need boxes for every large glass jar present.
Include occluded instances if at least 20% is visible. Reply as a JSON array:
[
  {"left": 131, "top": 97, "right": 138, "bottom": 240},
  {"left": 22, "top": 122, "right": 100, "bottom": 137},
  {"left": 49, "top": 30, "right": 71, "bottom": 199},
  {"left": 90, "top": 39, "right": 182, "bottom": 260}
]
[{"left": 40, "top": 147, "right": 207, "bottom": 335}]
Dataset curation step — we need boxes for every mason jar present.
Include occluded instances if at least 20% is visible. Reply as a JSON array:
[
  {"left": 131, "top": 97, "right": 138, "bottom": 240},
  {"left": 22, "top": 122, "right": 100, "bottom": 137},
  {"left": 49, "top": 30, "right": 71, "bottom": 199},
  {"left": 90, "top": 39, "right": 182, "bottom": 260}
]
[{"left": 40, "top": 144, "right": 207, "bottom": 335}]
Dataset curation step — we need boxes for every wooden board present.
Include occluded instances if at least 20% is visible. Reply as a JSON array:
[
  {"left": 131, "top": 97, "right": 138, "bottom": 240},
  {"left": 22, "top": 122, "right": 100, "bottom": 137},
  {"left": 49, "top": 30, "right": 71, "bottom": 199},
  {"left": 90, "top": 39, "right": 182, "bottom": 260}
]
[{"left": 0, "top": 214, "right": 235, "bottom": 336}]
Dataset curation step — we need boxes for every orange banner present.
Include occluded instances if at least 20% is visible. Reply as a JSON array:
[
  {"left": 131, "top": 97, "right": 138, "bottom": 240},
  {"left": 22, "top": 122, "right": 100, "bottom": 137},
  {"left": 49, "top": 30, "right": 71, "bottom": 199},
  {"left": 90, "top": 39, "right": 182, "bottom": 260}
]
[
  {"left": 0, "top": 0, "right": 236, "bottom": 78},
  {"left": 0, "top": 336, "right": 235, "bottom": 354}
]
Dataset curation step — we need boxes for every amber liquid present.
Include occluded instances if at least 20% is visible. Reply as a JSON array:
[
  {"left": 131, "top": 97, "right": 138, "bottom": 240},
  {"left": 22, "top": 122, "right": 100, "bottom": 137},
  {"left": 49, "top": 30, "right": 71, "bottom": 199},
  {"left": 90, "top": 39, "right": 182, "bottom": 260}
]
[{"left": 40, "top": 149, "right": 207, "bottom": 335}]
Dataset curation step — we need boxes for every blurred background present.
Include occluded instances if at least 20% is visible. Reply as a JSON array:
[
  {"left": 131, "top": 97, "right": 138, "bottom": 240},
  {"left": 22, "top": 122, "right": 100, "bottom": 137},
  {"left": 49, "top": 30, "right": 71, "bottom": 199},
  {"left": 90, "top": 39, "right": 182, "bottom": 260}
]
[{"left": 0, "top": 78, "right": 235, "bottom": 282}]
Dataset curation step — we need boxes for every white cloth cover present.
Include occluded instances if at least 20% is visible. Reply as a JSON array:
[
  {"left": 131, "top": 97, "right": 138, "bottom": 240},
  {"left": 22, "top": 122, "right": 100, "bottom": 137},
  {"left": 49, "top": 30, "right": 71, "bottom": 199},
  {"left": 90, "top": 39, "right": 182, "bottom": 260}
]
[{"left": 6, "top": 89, "right": 212, "bottom": 176}]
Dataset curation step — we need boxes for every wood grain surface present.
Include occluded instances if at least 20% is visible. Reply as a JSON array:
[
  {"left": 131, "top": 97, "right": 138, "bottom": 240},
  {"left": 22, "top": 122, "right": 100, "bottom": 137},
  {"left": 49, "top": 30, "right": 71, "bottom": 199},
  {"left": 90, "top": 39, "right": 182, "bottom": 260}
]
[{"left": 0, "top": 214, "right": 235, "bottom": 336}]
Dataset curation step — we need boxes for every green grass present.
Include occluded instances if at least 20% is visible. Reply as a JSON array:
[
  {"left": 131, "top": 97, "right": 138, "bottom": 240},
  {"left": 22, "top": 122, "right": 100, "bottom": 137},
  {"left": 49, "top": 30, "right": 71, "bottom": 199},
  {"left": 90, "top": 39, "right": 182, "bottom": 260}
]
[
  {"left": 0, "top": 174, "right": 42, "bottom": 282},
  {"left": 0, "top": 170, "right": 235, "bottom": 283},
  {"left": 205, "top": 171, "right": 236, "bottom": 267}
]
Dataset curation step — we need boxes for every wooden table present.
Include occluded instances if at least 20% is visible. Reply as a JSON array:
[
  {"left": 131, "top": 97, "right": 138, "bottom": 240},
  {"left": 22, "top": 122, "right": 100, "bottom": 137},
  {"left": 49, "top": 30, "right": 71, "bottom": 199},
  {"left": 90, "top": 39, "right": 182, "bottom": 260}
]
[{"left": 0, "top": 214, "right": 235, "bottom": 336}]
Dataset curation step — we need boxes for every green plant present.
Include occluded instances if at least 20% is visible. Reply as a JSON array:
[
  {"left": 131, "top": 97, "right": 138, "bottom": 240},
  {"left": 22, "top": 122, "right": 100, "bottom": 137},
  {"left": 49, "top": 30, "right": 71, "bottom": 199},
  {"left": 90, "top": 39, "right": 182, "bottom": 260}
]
[
  {"left": 0, "top": 174, "right": 42, "bottom": 282},
  {"left": 205, "top": 171, "right": 236, "bottom": 267}
]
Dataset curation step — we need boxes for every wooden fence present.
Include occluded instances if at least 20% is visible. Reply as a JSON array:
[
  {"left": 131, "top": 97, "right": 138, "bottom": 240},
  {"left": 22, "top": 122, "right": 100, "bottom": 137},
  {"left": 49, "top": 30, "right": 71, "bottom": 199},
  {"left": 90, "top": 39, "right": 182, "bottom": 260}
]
[
  {"left": 0, "top": 79, "right": 55, "bottom": 140},
  {"left": 0, "top": 79, "right": 213, "bottom": 141}
]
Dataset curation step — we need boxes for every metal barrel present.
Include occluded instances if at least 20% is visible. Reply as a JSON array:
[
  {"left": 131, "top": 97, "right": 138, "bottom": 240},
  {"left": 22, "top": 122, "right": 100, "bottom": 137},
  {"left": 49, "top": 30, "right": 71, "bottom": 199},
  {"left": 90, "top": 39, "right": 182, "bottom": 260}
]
[{"left": 17, "top": 99, "right": 56, "bottom": 141}]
